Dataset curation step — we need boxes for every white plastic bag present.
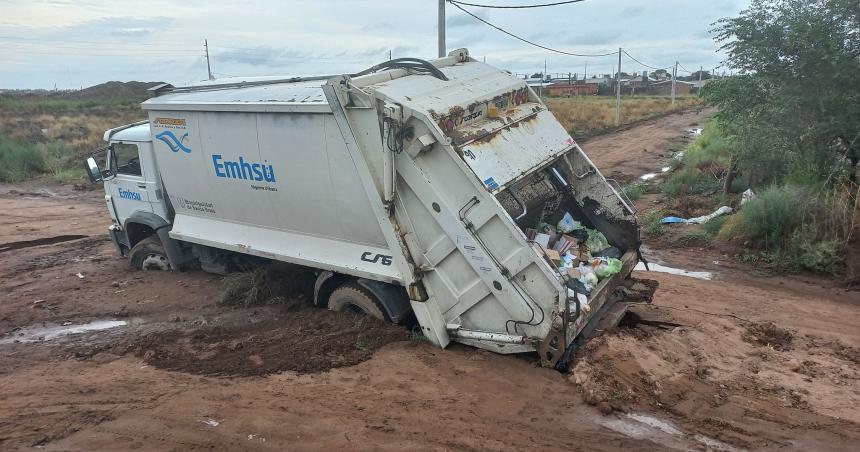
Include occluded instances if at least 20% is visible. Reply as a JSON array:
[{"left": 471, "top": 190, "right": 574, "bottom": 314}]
[{"left": 557, "top": 212, "right": 583, "bottom": 233}]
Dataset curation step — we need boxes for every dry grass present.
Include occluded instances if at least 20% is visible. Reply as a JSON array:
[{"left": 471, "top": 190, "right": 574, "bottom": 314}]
[{"left": 545, "top": 95, "right": 703, "bottom": 136}]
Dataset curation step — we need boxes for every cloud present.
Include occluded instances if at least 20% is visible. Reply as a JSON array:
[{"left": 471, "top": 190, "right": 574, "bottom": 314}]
[
  {"left": 563, "top": 31, "right": 623, "bottom": 46},
  {"left": 110, "top": 27, "right": 155, "bottom": 37},
  {"left": 446, "top": 11, "right": 488, "bottom": 28}
]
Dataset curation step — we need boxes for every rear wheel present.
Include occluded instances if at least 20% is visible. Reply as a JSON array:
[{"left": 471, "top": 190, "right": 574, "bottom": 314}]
[
  {"left": 327, "top": 283, "right": 387, "bottom": 321},
  {"left": 129, "top": 236, "right": 170, "bottom": 271}
]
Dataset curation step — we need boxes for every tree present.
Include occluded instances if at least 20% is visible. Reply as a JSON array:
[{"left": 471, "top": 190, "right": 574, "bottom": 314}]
[
  {"left": 703, "top": 0, "right": 860, "bottom": 189},
  {"left": 690, "top": 70, "right": 711, "bottom": 80},
  {"left": 649, "top": 69, "right": 668, "bottom": 79}
]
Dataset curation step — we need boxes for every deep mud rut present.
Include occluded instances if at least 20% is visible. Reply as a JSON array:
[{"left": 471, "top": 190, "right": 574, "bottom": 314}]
[{"left": 1, "top": 111, "right": 859, "bottom": 451}]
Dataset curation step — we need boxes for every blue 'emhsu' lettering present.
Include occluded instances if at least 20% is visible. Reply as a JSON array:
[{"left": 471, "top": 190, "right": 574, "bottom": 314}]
[{"left": 213, "top": 154, "right": 275, "bottom": 182}]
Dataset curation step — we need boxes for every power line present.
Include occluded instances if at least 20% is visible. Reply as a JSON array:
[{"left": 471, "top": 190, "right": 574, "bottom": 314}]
[
  {"left": 677, "top": 62, "right": 694, "bottom": 74},
  {"left": 621, "top": 50, "right": 672, "bottom": 71},
  {"left": 449, "top": 0, "right": 586, "bottom": 8},
  {"left": 447, "top": 1, "right": 615, "bottom": 57}
]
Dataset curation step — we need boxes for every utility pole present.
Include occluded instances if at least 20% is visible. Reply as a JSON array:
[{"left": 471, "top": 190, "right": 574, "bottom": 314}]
[
  {"left": 584, "top": 62, "right": 587, "bottom": 80},
  {"left": 699, "top": 65, "right": 703, "bottom": 83},
  {"left": 389, "top": 49, "right": 392, "bottom": 61},
  {"left": 438, "top": 0, "right": 446, "bottom": 58},
  {"left": 671, "top": 61, "right": 678, "bottom": 105},
  {"left": 205, "top": 39, "right": 214, "bottom": 80},
  {"left": 615, "top": 48, "right": 622, "bottom": 125}
]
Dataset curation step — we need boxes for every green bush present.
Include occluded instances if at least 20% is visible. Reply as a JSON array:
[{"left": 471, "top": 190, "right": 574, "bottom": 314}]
[
  {"left": 678, "top": 230, "right": 711, "bottom": 246},
  {"left": 622, "top": 182, "right": 647, "bottom": 201},
  {"left": 661, "top": 121, "right": 734, "bottom": 198},
  {"left": 641, "top": 210, "right": 664, "bottom": 236},
  {"left": 703, "top": 215, "right": 729, "bottom": 236},
  {"left": 792, "top": 237, "right": 844, "bottom": 275},
  {"left": 738, "top": 185, "right": 803, "bottom": 248},
  {"left": 0, "top": 134, "right": 46, "bottom": 182},
  {"left": 728, "top": 184, "right": 852, "bottom": 275}
]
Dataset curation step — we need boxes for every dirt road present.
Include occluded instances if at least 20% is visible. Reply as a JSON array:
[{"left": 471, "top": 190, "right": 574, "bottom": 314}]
[
  {"left": 1, "top": 110, "right": 858, "bottom": 451},
  {"left": 579, "top": 107, "right": 715, "bottom": 184}
]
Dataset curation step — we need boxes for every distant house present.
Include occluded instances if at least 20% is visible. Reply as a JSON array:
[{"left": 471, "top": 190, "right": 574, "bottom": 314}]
[
  {"left": 646, "top": 80, "right": 694, "bottom": 95},
  {"left": 545, "top": 83, "right": 598, "bottom": 96},
  {"left": 583, "top": 76, "right": 613, "bottom": 86}
]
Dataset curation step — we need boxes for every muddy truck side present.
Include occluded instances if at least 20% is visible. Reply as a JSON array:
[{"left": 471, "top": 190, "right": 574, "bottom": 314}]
[{"left": 84, "top": 49, "right": 640, "bottom": 366}]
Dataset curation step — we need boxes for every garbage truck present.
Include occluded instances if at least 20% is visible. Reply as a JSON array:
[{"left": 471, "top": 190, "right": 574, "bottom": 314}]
[{"left": 84, "top": 49, "right": 641, "bottom": 366}]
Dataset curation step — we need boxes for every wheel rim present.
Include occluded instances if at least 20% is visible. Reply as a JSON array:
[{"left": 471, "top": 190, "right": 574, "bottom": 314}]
[{"left": 141, "top": 253, "right": 169, "bottom": 271}]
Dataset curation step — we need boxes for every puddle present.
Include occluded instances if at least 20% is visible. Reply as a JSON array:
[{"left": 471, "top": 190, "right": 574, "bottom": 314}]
[
  {"left": 0, "top": 320, "right": 127, "bottom": 344},
  {"left": 598, "top": 413, "right": 736, "bottom": 451},
  {"left": 634, "top": 262, "right": 713, "bottom": 280},
  {"left": 640, "top": 173, "right": 657, "bottom": 181}
]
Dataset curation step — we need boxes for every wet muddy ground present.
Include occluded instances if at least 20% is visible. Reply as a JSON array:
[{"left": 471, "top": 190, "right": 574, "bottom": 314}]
[{"left": 1, "top": 110, "right": 859, "bottom": 451}]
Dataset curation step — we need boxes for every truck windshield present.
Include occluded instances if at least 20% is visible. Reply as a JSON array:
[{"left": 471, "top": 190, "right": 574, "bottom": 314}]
[{"left": 112, "top": 143, "right": 142, "bottom": 176}]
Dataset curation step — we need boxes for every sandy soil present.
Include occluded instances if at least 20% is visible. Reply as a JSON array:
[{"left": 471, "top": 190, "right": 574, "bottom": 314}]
[{"left": 1, "top": 110, "right": 858, "bottom": 451}]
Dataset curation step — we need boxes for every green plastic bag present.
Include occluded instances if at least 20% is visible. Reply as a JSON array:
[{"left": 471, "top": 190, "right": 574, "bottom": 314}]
[
  {"left": 594, "top": 258, "right": 623, "bottom": 279},
  {"left": 586, "top": 229, "right": 610, "bottom": 253}
]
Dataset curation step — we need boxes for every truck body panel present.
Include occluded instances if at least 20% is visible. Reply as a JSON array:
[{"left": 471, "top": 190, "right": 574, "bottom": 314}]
[{"left": 91, "top": 49, "right": 640, "bottom": 361}]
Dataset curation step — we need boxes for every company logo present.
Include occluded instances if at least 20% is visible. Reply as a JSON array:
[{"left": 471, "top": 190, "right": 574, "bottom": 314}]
[
  {"left": 153, "top": 117, "right": 187, "bottom": 127},
  {"left": 118, "top": 187, "right": 142, "bottom": 201},
  {"left": 155, "top": 130, "right": 192, "bottom": 154},
  {"left": 212, "top": 154, "right": 276, "bottom": 183}
]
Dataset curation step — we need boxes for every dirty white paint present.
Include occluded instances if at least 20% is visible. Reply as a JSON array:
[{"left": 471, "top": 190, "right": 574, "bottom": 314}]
[
  {"left": 634, "top": 262, "right": 713, "bottom": 280},
  {"left": 640, "top": 173, "right": 657, "bottom": 181},
  {"left": 598, "top": 413, "right": 737, "bottom": 451},
  {"left": 0, "top": 320, "right": 127, "bottom": 344}
]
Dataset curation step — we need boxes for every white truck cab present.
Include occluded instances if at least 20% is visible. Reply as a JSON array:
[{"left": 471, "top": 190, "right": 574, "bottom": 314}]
[
  {"left": 89, "top": 122, "right": 180, "bottom": 270},
  {"left": 85, "top": 50, "right": 642, "bottom": 367}
]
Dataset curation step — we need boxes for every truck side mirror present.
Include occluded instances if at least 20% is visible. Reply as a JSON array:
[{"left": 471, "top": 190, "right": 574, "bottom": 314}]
[{"left": 85, "top": 157, "right": 103, "bottom": 183}]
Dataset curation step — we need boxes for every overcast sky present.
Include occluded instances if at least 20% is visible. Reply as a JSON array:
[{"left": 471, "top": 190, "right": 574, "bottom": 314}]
[{"left": 0, "top": 0, "right": 750, "bottom": 89}]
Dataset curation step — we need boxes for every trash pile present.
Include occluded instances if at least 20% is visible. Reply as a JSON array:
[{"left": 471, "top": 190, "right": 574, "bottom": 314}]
[{"left": 527, "top": 212, "right": 623, "bottom": 300}]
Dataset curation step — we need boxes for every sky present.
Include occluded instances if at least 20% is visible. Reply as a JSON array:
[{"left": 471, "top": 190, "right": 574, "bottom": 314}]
[{"left": 0, "top": 0, "right": 751, "bottom": 89}]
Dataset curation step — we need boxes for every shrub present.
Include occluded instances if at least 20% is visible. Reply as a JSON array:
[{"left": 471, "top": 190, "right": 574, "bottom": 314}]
[
  {"left": 791, "top": 236, "right": 844, "bottom": 275},
  {"left": 661, "top": 121, "right": 734, "bottom": 198},
  {"left": 641, "top": 210, "right": 664, "bottom": 236},
  {"left": 622, "top": 182, "right": 647, "bottom": 201},
  {"left": 0, "top": 134, "right": 46, "bottom": 182},
  {"left": 738, "top": 185, "right": 803, "bottom": 248},
  {"left": 703, "top": 215, "right": 729, "bottom": 236},
  {"left": 678, "top": 231, "right": 711, "bottom": 246}
]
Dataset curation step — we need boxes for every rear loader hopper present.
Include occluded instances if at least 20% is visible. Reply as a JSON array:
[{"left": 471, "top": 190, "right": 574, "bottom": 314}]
[{"left": 85, "top": 49, "right": 641, "bottom": 368}]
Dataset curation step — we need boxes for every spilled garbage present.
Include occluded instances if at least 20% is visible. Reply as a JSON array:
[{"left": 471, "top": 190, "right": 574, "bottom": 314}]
[
  {"left": 661, "top": 206, "right": 733, "bottom": 225},
  {"left": 634, "top": 262, "right": 713, "bottom": 280}
]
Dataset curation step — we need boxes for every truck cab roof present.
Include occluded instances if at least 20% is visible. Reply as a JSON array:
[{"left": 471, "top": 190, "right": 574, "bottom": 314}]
[{"left": 104, "top": 122, "right": 151, "bottom": 142}]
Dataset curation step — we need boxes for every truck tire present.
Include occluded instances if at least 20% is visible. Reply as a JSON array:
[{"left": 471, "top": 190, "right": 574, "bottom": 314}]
[
  {"left": 327, "top": 283, "right": 387, "bottom": 321},
  {"left": 129, "top": 236, "right": 171, "bottom": 271}
]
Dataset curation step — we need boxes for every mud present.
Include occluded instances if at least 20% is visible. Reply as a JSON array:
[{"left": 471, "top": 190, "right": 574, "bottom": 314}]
[
  {"left": 1, "top": 109, "right": 859, "bottom": 451},
  {"left": 106, "top": 309, "right": 406, "bottom": 377}
]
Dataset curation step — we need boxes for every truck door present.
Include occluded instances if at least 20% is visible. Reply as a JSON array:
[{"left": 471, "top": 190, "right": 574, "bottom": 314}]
[
  {"left": 106, "top": 142, "right": 156, "bottom": 221},
  {"left": 135, "top": 141, "right": 170, "bottom": 220}
]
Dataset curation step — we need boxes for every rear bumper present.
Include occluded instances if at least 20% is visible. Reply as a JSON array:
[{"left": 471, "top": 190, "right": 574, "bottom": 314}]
[{"left": 108, "top": 224, "right": 126, "bottom": 256}]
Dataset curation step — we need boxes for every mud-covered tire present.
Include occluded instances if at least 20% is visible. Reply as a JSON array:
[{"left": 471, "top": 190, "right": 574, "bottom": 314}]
[
  {"left": 129, "top": 236, "right": 171, "bottom": 271},
  {"left": 327, "top": 283, "right": 387, "bottom": 321}
]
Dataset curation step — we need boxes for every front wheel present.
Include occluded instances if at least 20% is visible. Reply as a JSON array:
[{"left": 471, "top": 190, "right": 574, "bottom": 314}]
[
  {"left": 327, "top": 283, "right": 387, "bottom": 321},
  {"left": 129, "top": 236, "right": 171, "bottom": 271}
]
